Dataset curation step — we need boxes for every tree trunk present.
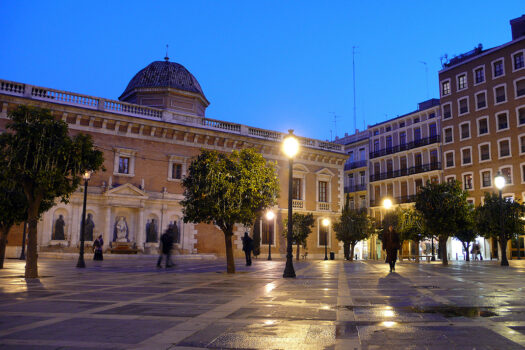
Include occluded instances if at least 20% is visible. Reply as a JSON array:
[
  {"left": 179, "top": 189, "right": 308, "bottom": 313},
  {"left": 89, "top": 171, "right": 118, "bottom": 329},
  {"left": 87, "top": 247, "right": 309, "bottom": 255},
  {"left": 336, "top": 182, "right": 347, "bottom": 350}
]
[
  {"left": 0, "top": 225, "right": 12, "bottom": 269},
  {"left": 25, "top": 201, "right": 41, "bottom": 279},
  {"left": 350, "top": 243, "right": 355, "bottom": 261},
  {"left": 224, "top": 231, "right": 236, "bottom": 273},
  {"left": 296, "top": 244, "right": 300, "bottom": 261},
  {"left": 439, "top": 236, "right": 448, "bottom": 266},
  {"left": 415, "top": 240, "right": 420, "bottom": 263},
  {"left": 499, "top": 237, "right": 509, "bottom": 266},
  {"left": 461, "top": 242, "right": 470, "bottom": 261},
  {"left": 343, "top": 242, "right": 350, "bottom": 260}
]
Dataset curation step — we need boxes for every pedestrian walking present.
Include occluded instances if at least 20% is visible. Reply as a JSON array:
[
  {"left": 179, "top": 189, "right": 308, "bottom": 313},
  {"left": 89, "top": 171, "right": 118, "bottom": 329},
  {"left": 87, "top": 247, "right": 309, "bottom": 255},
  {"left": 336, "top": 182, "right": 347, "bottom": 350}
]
[
  {"left": 242, "top": 232, "right": 253, "bottom": 266},
  {"left": 382, "top": 225, "right": 400, "bottom": 273},
  {"left": 157, "top": 229, "right": 174, "bottom": 268},
  {"left": 93, "top": 234, "right": 104, "bottom": 261}
]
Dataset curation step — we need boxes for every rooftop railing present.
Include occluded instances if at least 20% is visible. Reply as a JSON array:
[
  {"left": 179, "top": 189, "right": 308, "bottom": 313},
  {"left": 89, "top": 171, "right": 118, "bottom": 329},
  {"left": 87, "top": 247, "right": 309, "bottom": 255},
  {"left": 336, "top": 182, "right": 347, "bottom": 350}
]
[
  {"left": 369, "top": 135, "right": 440, "bottom": 159},
  {"left": 0, "top": 78, "right": 344, "bottom": 153}
]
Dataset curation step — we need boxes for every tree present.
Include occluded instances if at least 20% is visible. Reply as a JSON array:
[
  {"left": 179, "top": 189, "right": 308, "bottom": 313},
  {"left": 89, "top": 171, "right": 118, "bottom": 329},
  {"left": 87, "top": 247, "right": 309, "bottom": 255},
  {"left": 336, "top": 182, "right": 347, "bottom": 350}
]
[
  {"left": 282, "top": 213, "right": 315, "bottom": 260},
  {"left": 415, "top": 180, "right": 469, "bottom": 266},
  {"left": 181, "top": 148, "right": 279, "bottom": 273},
  {"left": 252, "top": 219, "right": 261, "bottom": 258},
  {"left": 454, "top": 208, "right": 477, "bottom": 262},
  {"left": 1, "top": 106, "right": 104, "bottom": 278},
  {"left": 475, "top": 193, "right": 525, "bottom": 266},
  {"left": 333, "top": 195, "right": 374, "bottom": 261},
  {"left": 397, "top": 208, "right": 428, "bottom": 263}
]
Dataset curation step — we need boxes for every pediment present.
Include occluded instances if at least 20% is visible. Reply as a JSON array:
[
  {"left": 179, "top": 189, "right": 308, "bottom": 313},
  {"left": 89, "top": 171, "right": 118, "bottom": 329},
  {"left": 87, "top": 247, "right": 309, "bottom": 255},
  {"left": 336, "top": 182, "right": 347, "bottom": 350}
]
[
  {"left": 315, "top": 167, "right": 335, "bottom": 177},
  {"left": 105, "top": 183, "right": 148, "bottom": 199}
]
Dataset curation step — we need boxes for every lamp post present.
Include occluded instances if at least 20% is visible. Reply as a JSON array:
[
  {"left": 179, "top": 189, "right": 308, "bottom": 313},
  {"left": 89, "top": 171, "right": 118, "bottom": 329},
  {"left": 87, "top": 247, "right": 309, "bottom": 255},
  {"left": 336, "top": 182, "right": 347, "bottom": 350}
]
[
  {"left": 494, "top": 171, "right": 506, "bottom": 262},
  {"left": 322, "top": 218, "right": 330, "bottom": 260},
  {"left": 283, "top": 130, "right": 299, "bottom": 278},
  {"left": 76, "top": 171, "right": 92, "bottom": 268},
  {"left": 266, "top": 210, "right": 275, "bottom": 261}
]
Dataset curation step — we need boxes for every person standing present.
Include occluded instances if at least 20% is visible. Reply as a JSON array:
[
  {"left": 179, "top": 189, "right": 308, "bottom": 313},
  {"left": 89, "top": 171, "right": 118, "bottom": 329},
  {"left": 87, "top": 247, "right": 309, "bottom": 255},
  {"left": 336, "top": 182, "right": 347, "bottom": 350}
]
[
  {"left": 242, "top": 232, "right": 253, "bottom": 266},
  {"left": 93, "top": 234, "right": 104, "bottom": 261},
  {"left": 382, "top": 225, "right": 400, "bottom": 272},
  {"left": 157, "top": 229, "right": 174, "bottom": 268}
]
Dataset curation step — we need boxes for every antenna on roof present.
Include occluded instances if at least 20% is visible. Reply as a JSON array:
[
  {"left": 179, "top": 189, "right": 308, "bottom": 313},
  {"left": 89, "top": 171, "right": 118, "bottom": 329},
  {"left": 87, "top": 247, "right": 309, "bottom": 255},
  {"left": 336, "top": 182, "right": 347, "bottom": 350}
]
[{"left": 164, "top": 44, "right": 169, "bottom": 62}]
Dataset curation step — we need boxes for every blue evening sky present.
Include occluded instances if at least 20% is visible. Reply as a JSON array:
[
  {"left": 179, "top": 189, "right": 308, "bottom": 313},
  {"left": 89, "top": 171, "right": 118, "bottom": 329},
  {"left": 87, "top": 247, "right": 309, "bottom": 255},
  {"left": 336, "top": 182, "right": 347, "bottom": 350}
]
[{"left": 1, "top": 1, "right": 523, "bottom": 141}]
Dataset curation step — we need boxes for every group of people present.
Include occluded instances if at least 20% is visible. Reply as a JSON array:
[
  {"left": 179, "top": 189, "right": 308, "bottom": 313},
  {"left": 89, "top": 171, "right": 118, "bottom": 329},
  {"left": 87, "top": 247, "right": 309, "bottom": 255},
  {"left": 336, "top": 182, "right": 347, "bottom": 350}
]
[{"left": 471, "top": 242, "right": 483, "bottom": 261}]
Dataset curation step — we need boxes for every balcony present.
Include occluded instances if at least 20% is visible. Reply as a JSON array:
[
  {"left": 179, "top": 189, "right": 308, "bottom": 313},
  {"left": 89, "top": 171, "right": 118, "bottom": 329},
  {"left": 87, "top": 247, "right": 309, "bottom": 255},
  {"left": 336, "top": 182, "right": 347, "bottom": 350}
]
[
  {"left": 369, "top": 135, "right": 440, "bottom": 159},
  {"left": 370, "top": 195, "right": 417, "bottom": 207},
  {"left": 292, "top": 199, "right": 304, "bottom": 209},
  {"left": 344, "top": 184, "right": 367, "bottom": 193},
  {"left": 344, "top": 160, "right": 367, "bottom": 171},
  {"left": 370, "top": 162, "right": 441, "bottom": 182},
  {"left": 317, "top": 202, "right": 331, "bottom": 211}
]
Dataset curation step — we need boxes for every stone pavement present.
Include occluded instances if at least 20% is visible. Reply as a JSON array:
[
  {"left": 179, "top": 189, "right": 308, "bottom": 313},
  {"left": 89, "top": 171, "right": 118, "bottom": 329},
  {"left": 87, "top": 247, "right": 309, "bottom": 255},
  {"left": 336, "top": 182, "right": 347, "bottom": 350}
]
[{"left": 1, "top": 257, "right": 525, "bottom": 349}]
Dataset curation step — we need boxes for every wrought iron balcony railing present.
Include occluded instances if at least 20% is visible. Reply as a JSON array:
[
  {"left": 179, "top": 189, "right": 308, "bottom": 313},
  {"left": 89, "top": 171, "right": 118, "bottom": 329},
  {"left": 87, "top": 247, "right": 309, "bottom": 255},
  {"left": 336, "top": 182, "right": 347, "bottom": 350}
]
[
  {"left": 369, "top": 135, "right": 440, "bottom": 159},
  {"left": 370, "top": 162, "right": 441, "bottom": 182}
]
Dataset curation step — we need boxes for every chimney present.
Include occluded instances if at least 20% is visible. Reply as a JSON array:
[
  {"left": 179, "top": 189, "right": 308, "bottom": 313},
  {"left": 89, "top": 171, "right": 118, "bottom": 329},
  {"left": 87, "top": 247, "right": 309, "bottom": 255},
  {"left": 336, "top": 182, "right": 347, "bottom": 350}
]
[{"left": 510, "top": 15, "right": 525, "bottom": 40}]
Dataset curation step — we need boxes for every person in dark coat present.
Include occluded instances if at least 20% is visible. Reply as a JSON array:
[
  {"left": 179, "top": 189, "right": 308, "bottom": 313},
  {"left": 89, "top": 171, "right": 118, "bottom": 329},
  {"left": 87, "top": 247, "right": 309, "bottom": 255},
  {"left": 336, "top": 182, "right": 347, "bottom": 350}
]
[
  {"left": 93, "top": 234, "right": 104, "bottom": 261},
  {"left": 242, "top": 232, "right": 253, "bottom": 266},
  {"left": 382, "top": 225, "right": 400, "bottom": 272},
  {"left": 157, "top": 229, "right": 174, "bottom": 268}
]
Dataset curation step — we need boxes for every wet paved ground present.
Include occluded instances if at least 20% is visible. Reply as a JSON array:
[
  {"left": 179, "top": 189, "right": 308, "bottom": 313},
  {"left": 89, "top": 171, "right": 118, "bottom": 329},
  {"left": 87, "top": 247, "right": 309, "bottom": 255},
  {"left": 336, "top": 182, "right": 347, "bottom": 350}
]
[{"left": 1, "top": 257, "right": 525, "bottom": 349}]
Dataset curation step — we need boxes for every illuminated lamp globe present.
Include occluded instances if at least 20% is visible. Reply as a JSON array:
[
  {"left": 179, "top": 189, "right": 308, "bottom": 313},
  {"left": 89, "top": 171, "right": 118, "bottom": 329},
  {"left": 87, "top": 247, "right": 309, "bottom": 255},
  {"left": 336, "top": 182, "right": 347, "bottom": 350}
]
[
  {"left": 266, "top": 210, "right": 275, "bottom": 221},
  {"left": 283, "top": 133, "right": 299, "bottom": 158},
  {"left": 322, "top": 218, "right": 330, "bottom": 227},
  {"left": 494, "top": 172, "right": 506, "bottom": 190},
  {"left": 383, "top": 198, "right": 393, "bottom": 210}
]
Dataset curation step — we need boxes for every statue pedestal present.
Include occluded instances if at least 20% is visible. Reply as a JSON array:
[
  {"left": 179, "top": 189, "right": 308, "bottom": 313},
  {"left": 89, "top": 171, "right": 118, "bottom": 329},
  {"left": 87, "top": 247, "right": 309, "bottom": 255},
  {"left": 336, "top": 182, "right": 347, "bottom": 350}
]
[{"left": 110, "top": 242, "right": 138, "bottom": 254}]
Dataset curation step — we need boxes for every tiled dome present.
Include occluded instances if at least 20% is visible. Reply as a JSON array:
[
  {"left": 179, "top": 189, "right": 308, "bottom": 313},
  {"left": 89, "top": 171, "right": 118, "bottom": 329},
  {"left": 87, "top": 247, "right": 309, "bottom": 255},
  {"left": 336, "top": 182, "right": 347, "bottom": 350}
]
[{"left": 119, "top": 61, "right": 205, "bottom": 100}]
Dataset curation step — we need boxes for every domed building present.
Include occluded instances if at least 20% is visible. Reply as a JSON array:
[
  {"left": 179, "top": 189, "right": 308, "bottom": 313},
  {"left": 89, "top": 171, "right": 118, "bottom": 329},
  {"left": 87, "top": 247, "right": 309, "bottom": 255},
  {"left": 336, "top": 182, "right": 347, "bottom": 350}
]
[{"left": 0, "top": 58, "right": 347, "bottom": 260}]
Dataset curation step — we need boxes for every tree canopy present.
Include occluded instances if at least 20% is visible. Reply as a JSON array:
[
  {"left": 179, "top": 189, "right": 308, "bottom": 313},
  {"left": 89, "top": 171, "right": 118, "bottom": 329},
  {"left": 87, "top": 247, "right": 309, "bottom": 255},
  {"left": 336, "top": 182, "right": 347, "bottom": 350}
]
[
  {"left": 282, "top": 212, "right": 315, "bottom": 260},
  {"left": 1, "top": 105, "right": 104, "bottom": 277},
  {"left": 181, "top": 148, "right": 279, "bottom": 273}
]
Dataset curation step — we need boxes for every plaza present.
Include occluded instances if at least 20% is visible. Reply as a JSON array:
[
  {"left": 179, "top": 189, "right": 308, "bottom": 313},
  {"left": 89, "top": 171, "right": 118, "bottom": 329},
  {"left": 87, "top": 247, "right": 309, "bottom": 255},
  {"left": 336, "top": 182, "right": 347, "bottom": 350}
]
[{"left": 1, "top": 257, "right": 525, "bottom": 349}]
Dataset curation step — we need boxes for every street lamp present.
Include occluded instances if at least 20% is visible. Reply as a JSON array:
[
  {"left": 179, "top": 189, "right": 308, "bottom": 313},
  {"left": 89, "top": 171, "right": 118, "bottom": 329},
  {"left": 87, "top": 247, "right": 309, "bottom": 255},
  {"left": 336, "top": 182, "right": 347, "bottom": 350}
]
[
  {"left": 322, "top": 218, "right": 330, "bottom": 260},
  {"left": 266, "top": 210, "right": 275, "bottom": 261},
  {"left": 495, "top": 171, "right": 506, "bottom": 262},
  {"left": 382, "top": 198, "right": 393, "bottom": 210},
  {"left": 76, "top": 170, "right": 92, "bottom": 268},
  {"left": 283, "top": 130, "right": 299, "bottom": 278}
]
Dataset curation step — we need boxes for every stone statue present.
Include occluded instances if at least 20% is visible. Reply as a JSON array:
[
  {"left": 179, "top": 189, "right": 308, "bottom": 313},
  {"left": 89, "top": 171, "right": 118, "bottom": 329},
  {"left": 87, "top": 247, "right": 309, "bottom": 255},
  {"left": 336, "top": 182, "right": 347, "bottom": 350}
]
[
  {"left": 113, "top": 216, "right": 129, "bottom": 242},
  {"left": 53, "top": 215, "right": 66, "bottom": 240},
  {"left": 146, "top": 218, "right": 158, "bottom": 243},
  {"left": 83, "top": 213, "right": 95, "bottom": 241}
]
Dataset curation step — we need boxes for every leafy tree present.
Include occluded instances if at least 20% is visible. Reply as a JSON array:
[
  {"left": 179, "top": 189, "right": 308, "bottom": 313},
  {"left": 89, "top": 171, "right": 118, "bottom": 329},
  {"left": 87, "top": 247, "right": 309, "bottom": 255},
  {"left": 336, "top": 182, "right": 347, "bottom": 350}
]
[
  {"left": 282, "top": 213, "right": 315, "bottom": 260},
  {"left": 397, "top": 208, "right": 428, "bottom": 262},
  {"left": 475, "top": 193, "right": 525, "bottom": 266},
  {"left": 333, "top": 196, "right": 374, "bottom": 261},
  {"left": 454, "top": 207, "right": 477, "bottom": 262},
  {"left": 1, "top": 106, "right": 104, "bottom": 278},
  {"left": 415, "top": 180, "right": 469, "bottom": 266},
  {"left": 182, "top": 148, "right": 279, "bottom": 273}
]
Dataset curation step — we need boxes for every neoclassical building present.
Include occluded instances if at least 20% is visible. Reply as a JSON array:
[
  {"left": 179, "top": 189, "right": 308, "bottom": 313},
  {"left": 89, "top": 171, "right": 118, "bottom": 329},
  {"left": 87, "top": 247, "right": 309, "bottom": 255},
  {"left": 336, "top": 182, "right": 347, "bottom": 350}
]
[{"left": 0, "top": 58, "right": 347, "bottom": 259}]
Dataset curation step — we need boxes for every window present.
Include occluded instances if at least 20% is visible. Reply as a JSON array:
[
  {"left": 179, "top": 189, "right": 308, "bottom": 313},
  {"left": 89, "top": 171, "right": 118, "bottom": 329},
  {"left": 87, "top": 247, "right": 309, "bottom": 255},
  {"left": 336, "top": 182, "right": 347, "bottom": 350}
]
[
  {"left": 445, "top": 151, "right": 454, "bottom": 168},
  {"left": 522, "top": 164, "right": 525, "bottom": 183},
  {"left": 501, "top": 167, "right": 512, "bottom": 185},
  {"left": 518, "top": 107, "right": 525, "bottom": 126},
  {"left": 414, "top": 128, "right": 421, "bottom": 141},
  {"left": 360, "top": 195, "right": 366, "bottom": 208},
  {"left": 446, "top": 175, "right": 456, "bottom": 183},
  {"left": 374, "top": 162, "right": 380, "bottom": 175},
  {"left": 459, "top": 97, "right": 469, "bottom": 115},
  {"left": 359, "top": 148, "right": 366, "bottom": 160},
  {"left": 460, "top": 123, "right": 470, "bottom": 140},
  {"left": 386, "top": 136, "right": 392, "bottom": 149},
  {"left": 348, "top": 151, "right": 354, "bottom": 162},
  {"left": 516, "top": 79, "right": 525, "bottom": 98},
  {"left": 374, "top": 130, "right": 379, "bottom": 136},
  {"left": 386, "top": 126, "right": 391, "bottom": 132},
  {"left": 360, "top": 171, "right": 366, "bottom": 184},
  {"left": 415, "top": 153, "right": 422, "bottom": 167},
  {"left": 399, "top": 132, "right": 406, "bottom": 146},
  {"left": 444, "top": 127, "right": 453, "bottom": 143},
  {"left": 374, "top": 140, "right": 380, "bottom": 152},
  {"left": 481, "top": 170, "right": 491, "bottom": 188},
  {"left": 261, "top": 218, "right": 275, "bottom": 245},
  {"left": 457, "top": 74, "right": 467, "bottom": 90},
  {"left": 514, "top": 52, "right": 524, "bottom": 70},
  {"left": 429, "top": 123, "right": 437, "bottom": 137},
  {"left": 463, "top": 174, "right": 473, "bottom": 190},
  {"left": 462, "top": 148, "right": 472, "bottom": 165},
  {"left": 292, "top": 178, "right": 302, "bottom": 200},
  {"left": 499, "top": 139, "right": 511, "bottom": 158},
  {"left": 429, "top": 112, "right": 435, "bottom": 119},
  {"left": 441, "top": 80, "right": 451, "bottom": 95},
  {"left": 171, "top": 163, "right": 182, "bottom": 180},
  {"left": 430, "top": 149, "right": 438, "bottom": 164},
  {"left": 399, "top": 122, "right": 405, "bottom": 127},
  {"left": 474, "top": 66, "right": 485, "bottom": 84},
  {"left": 442, "top": 103, "right": 452, "bottom": 119},
  {"left": 319, "top": 223, "right": 329, "bottom": 246},
  {"left": 495, "top": 85, "right": 506, "bottom": 104},
  {"left": 478, "top": 117, "right": 488, "bottom": 135},
  {"left": 493, "top": 59, "right": 504, "bottom": 77},
  {"left": 118, "top": 157, "right": 130, "bottom": 174},
  {"left": 415, "top": 179, "right": 423, "bottom": 193},
  {"left": 414, "top": 117, "right": 420, "bottom": 123},
  {"left": 475, "top": 91, "right": 486, "bottom": 110},
  {"left": 479, "top": 143, "right": 490, "bottom": 162},
  {"left": 521, "top": 135, "right": 525, "bottom": 154},
  {"left": 400, "top": 156, "right": 407, "bottom": 171},
  {"left": 497, "top": 112, "right": 508, "bottom": 131},
  {"left": 318, "top": 181, "right": 328, "bottom": 203},
  {"left": 348, "top": 173, "right": 354, "bottom": 187}
]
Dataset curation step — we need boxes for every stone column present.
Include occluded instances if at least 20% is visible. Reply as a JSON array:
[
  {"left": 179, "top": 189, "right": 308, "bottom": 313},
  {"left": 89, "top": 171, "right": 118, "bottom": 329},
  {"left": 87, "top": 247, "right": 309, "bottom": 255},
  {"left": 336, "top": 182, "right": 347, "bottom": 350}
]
[
  {"left": 137, "top": 202, "right": 145, "bottom": 251},
  {"left": 104, "top": 206, "right": 112, "bottom": 250}
]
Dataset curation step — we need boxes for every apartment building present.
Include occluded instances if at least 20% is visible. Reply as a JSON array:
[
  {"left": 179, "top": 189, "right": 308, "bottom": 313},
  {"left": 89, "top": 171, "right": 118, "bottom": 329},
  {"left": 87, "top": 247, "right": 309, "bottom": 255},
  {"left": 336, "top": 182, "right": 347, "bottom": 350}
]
[{"left": 439, "top": 15, "right": 525, "bottom": 260}]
